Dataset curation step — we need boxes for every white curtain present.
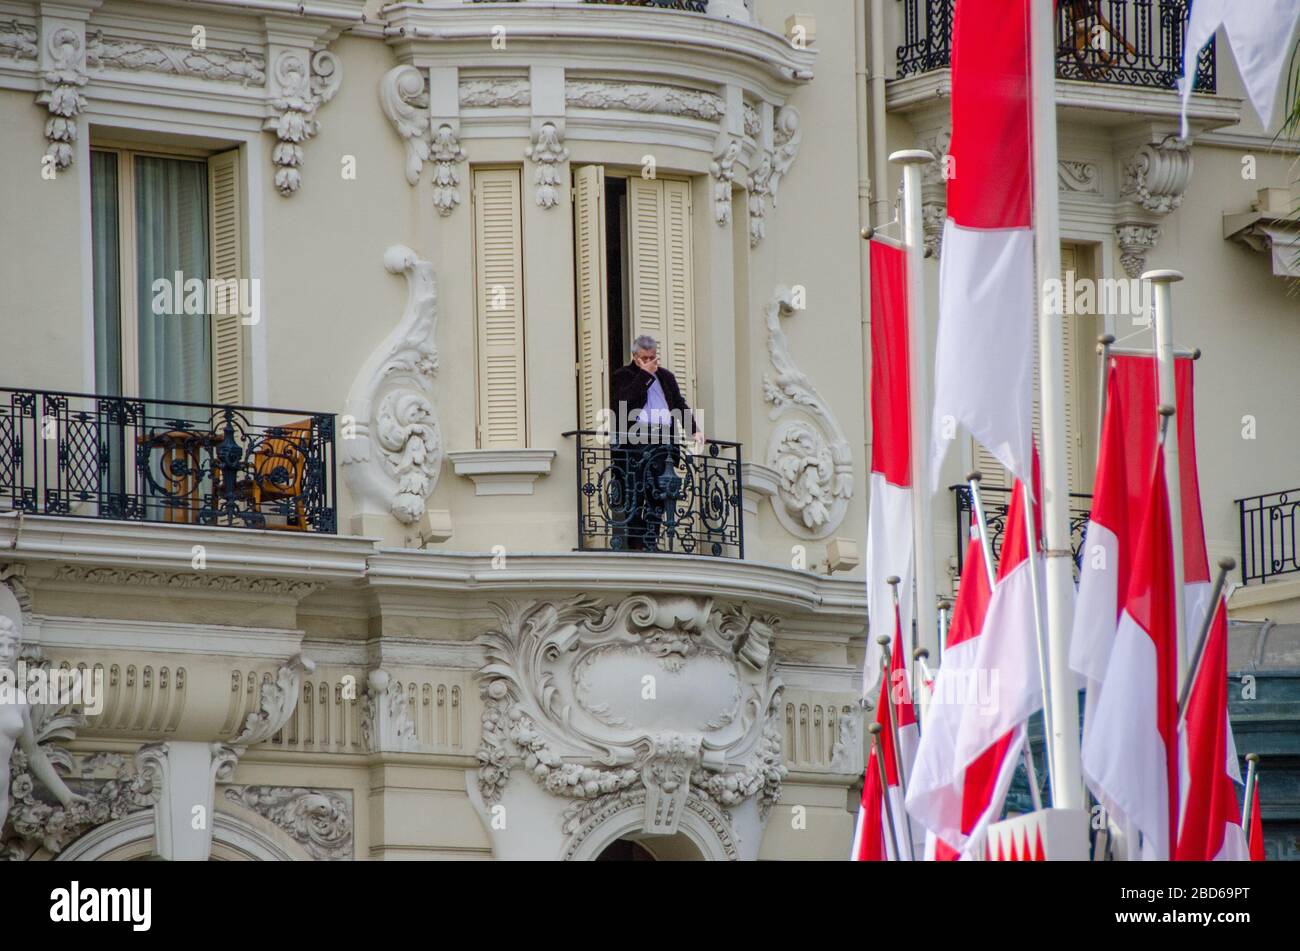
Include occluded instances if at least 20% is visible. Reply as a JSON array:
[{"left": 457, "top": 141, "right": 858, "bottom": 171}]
[
  {"left": 90, "top": 150, "right": 121, "bottom": 396},
  {"left": 133, "top": 155, "right": 211, "bottom": 407}
]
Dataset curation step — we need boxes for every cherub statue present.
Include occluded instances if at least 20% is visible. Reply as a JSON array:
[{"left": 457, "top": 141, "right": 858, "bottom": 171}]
[{"left": 0, "top": 616, "right": 84, "bottom": 833}]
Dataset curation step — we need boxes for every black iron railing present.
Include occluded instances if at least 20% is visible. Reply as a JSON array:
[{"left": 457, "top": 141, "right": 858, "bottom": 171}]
[
  {"left": 564, "top": 430, "right": 743, "bottom": 558},
  {"left": 896, "top": 0, "right": 1216, "bottom": 93},
  {"left": 1238, "top": 489, "right": 1300, "bottom": 585},
  {"left": 0, "top": 388, "right": 336, "bottom": 533},
  {"left": 950, "top": 484, "right": 1093, "bottom": 577}
]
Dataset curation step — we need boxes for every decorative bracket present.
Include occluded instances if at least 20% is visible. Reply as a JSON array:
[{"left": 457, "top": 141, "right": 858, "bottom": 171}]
[
  {"left": 264, "top": 48, "right": 342, "bottom": 196},
  {"left": 525, "top": 120, "right": 569, "bottom": 209},
  {"left": 1122, "top": 136, "right": 1192, "bottom": 216},
  {"left": 1115, "top": 222, "right": 1162, "bottom": 279},
  {"left": 229, "top": 654, "right": 315, "bottom": 747}
]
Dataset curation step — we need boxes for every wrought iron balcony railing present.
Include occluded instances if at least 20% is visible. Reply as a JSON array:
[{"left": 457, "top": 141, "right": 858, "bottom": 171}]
[
  {"left": 950, "top": 484, "right": 1093, "bottom": 578},
  {"left": 896, "top": 0, "right": 1216, "bottom": 93},
  {"left": 564, "top": 430, "right": 744, "bottom": 559},
  {"left": 0, "top": 388, "right": 337, "bottom": 533},
  {"left": 1237, "top": 488, "right": 1299, "bottom": 585}
]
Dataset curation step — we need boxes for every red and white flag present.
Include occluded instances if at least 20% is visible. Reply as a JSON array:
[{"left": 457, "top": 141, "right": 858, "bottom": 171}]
[
  {"left": 864, "top": 239, "right": 914, "bottom": 694},
  {"left": 1071, "top": 356, "right": 1213, "bottom": 741},
  {"left": 930, "top": 0, "right": 1036, "bottom": 489},
  {"left": 1082, "top": 450, "right": 1180, "bottom": 860},
  {"left": 852, "top": 603, "right": 919, "bottom": 861},
  {"left": 1180, "top": 0, "right": 1300, "bottom": 138},
  {"left": 1176, "top": 600, "right": 1248, "bottom": 861},
  {"left": 906, "top": 476, "right": 1043, "bottom": 858}
]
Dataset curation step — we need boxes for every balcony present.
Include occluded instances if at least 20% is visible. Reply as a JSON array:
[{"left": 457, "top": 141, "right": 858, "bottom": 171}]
[
  {"left": 896, "top": 0, "right": 1215, "bottom": 91},
  {"left": 0, "top": 388, "right": 337, "bottom": 534},
  {"left": 564, "top": 431, "right": 744, "bottom": 559},
  {"left": 1238, "top": 488, "right": 1299, "bottom": 585},
  {"left": 950, "top": 484, "right": 1093, "bottom": 579}
]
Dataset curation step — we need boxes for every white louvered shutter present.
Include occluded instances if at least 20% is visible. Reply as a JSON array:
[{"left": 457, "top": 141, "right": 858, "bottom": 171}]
[
  {"left": 662, "top": 179, "right": 695, "bottom": 405},
  {"left": 208, "top": 149, "right": 245, "bottom": 405},
  {"left": 473, "top": 168, "right": 528, "bottom": 448},
  {"left": 629, "top": 177, "right": 695, "bottom": 406},
  {"left": 573, "top": 165, "right": 608, "bottom": 431}
]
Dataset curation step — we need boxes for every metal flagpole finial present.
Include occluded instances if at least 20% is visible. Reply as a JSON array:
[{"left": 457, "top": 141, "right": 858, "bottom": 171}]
[
  {"left": 876, "top": 634, "right": 892, "bottom": 648},
  {"left": 1141, "top": 269, "right": 1185, "bottom": 285},
  {"left": 1157, "top": 404, "right": 1176, "bottom": 444},
  {"left": 867, "top": 722, "right": 883, "bottom": 736},
  {"left": 861, "top": 226, "right": 875, "bottom": 240},
  {"left": 966, "top": 470, "right": 983, "bottom": 484},
  {"left": 913, "top": 647, "right": 929, "bottom": 662},
  {"left": 1097, "top": 333, "right": 1116, "bottom": 355}
]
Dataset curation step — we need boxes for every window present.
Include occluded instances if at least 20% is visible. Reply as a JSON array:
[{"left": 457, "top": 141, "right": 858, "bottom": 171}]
[
  {"left": 90, "top": 146, "right": 246, "bottom": 407},
  {"left": 573, "top": 167, "right": 696, "bottom": 431}
]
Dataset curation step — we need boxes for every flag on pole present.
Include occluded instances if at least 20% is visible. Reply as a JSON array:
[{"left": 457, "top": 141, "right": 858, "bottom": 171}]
[
  {"left": 852, "top": 603, "right": 918, "bottom": 860},
  {"left": 906, "top": 476, "right": 1042, "bottom": 858},
  {"left": 930, "top": 0, "right": 1036, "bottom": 489},
  {"left": 1176, "top": 600, "right": 1249, "bottom": 861},
  {"left": 1179, "top": 0, "right": 1300, "bottom": 138},
  {"left": 1071, "top": 356, "right": 1212, "bottom": 741},
  {"left": 1082, "top": 450, "right": 1180, "bottom": 860},
  {"left": 1249, "top": 777, "right": 1265, "bottom": 861},
  {"left": 864, "top": 239, "right": 914, "bottom": 694}
]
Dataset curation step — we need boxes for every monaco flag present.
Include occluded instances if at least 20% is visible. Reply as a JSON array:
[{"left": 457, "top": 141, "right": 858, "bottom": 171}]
[
  {"left": 1176, "top": 600, "right": 1248, "bottom": 861},
  {"left": 1082, "top": 450, "right": 1180, "bottom": 860},
  {"left": 1180, "top": 0, "right": 1300, "bottom": 138},
  {"left": 930, "top": 0, "right": 1036, "bottom": 489},
  {"left": 852, "top": 603, "right": 919, "bottom": 861},
  {"left": 906, "top": 477, "right": 1043, "bottom": 858},
  {"left": 1071, "top": 356, "right": 1213, "bottom": 742},
  {"left": 864, "top": 238, "right": 914, "bottom": 695}
]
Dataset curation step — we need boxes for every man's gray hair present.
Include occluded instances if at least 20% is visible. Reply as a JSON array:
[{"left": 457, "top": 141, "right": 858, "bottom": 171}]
[{"left": 632, "top": 335, "right": 658, "bottom": 356}]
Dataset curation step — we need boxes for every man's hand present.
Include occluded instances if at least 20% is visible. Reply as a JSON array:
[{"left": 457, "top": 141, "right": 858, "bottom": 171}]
[{"left": 633, "top": 351, "right": 659, "bottom": 377}]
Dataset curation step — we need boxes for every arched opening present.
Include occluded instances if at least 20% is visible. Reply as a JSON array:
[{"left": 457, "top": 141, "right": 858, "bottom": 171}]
[{"left": 593, "top": 832, "right": 706, "bottom": 862}]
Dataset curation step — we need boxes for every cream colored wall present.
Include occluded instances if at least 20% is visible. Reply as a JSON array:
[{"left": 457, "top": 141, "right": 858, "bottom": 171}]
[{"left": 0, "top": 89, "right": 88, "bottom": 393}]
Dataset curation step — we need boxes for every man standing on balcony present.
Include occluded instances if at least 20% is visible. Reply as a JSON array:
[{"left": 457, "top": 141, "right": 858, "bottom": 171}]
[{"left": 610, "top": 336, "right": 706, "bottom": 552}]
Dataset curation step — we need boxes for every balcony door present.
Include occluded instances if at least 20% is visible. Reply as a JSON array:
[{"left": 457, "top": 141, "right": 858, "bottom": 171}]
[
  {"left": 91, "top": 146, "right": 245, "bottom": 408},
  {"left": 573, "top": 166, "right": 696, "bottom": 432}
]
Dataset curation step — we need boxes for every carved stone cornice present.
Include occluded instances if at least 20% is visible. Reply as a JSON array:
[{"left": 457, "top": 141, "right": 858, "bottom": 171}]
[
  {"left": 341, "top": 245, "right": 443, "bottom": 532},
  {"left": 761, "top": 287, "right": 854, "bottom": 539},
  {"left": 86, "top": 31, "right": 266, "bottom": 86},
  {"left": 50, "top": 565, "right": 324, "bottom": 599}
]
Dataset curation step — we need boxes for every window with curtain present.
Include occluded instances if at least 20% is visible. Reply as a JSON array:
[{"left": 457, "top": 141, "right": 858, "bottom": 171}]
[{"left": 90, "top": 149, "right": 212, "bottom": 407}]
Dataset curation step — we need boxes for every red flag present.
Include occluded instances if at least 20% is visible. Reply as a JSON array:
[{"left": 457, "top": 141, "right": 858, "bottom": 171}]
[
  {"left": 931, "top": 0, "right": 1035, "bottom": 488},
  {"left": 1176, "top": 601, "right": 1248, "bottom": 861},
  {"left": 1249, "top": 779, "right": 1265, "bottom": 861},
  {"left": 864, "top": 239, "right": 914, "bottom": 696},
  {"left": 1083, "top": 451, "right": 1180, "bottom": 859}
]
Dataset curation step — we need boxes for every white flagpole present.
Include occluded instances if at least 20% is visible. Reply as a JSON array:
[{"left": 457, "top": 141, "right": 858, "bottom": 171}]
[
  {"left": 1030, "top": 0, "right": 1084, "bottom": 812},
  {"left": 1145, "top": 269, "right": 1190, "bottom": 689},
  {"left": 891, "top": 149, "right": 939, "bottom": 665}
]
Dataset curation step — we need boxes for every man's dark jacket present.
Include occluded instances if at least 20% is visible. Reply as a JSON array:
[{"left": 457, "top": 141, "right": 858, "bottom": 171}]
[{"left": 610, "top": 362, "right": 699, "bottom": 436}]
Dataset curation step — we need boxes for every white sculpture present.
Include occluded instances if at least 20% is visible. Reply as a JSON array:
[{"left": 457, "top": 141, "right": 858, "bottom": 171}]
[{"left": 0, "top": 617, "right": 84, "bottom": 834}]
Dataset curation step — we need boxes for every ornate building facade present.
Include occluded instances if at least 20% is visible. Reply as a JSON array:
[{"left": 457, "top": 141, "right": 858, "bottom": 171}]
[{"left": 0, "top": 0, "right": 1295, "bottom": 860}]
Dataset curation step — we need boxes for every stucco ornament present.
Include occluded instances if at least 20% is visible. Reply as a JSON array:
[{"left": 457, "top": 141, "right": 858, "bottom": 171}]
[
  {"left": 379, "top": 64, "right": 431, "bottom": 187},
  {"left": 264, "top": 49, "right": 341, "bottom": 196},
  {"left": 748, "top": 150, "right": 773, "bottom": 248},
  {"left": 1122, "top": 137, "right": 1192, "bottom": 216},
  {"left": 360, "top": 669, "right": 420, "bottom": 753},
  {"left": 710, "top": 133, "right": 741, "bottom": 226},
  {"left": 223, "top": 786, "right": 353, "bottom": 860},
  {"left": 39, "top": 27, "right": 87, "bottom": 171},
  {"left": 229, "top": 654, "right": 316, "bottom": 748},
  {"left": 475, "top": 595, "right": 786, "bottom": 849},
  {"left": 762, "top": 287, "right": 854, "bottom": 538},
  {"left": 525, "top": 122, "right": 569, "bottom": 209},
  {"left": 341, "top": 245, "right": 444, "bottom": 529}
]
